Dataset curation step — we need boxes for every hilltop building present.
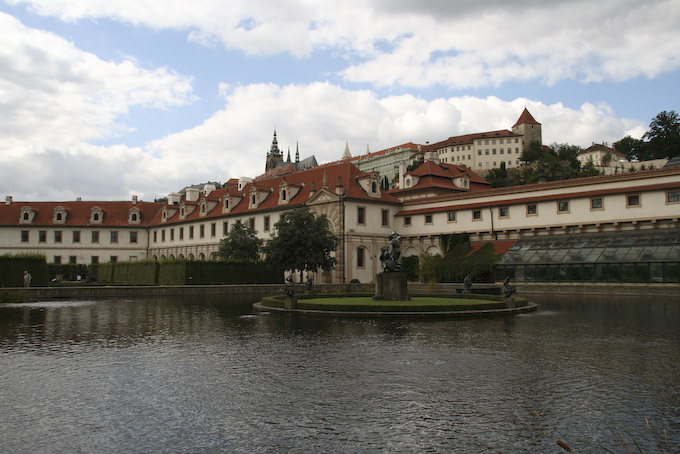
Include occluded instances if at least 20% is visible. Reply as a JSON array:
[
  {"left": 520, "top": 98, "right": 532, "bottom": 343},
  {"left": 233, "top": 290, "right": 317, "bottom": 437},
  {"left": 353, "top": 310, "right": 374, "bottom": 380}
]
[{"left": 419, "top": 108, "right": 542, "bottom": 174}]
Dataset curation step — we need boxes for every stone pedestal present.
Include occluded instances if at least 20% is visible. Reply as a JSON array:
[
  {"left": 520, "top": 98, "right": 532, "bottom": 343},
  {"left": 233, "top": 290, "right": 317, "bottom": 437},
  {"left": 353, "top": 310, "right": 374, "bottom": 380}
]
[
  {"left": 373, "top": 272, "right": 410, "bottom": 301},
  {"left": 284, "top": 297, "right": 297, "bottom": 310}
]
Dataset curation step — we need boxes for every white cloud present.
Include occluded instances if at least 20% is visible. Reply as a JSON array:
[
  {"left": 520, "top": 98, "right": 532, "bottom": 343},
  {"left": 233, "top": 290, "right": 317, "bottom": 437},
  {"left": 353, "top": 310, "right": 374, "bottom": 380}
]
[{"left": 7, "top": 0, "right": 680, "bottom": 88}]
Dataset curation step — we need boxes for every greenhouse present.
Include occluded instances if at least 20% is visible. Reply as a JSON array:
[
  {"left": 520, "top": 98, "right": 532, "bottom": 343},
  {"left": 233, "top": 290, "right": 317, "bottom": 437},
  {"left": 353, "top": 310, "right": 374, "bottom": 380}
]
[{"left": 494, "top": 228, "right": 680, "bottom": 283}]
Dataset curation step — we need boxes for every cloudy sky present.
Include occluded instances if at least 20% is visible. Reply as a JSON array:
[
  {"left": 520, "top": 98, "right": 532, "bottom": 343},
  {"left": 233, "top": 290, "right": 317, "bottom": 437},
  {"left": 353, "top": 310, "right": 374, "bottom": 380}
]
[{"left": 2, "top": 0, "right": 679, "bottom": 201}]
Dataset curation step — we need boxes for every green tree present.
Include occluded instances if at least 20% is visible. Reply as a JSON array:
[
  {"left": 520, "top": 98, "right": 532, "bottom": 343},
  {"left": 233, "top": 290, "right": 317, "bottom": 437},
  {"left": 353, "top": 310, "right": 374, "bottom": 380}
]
[
  {"left": 264, "top": 207, "right": 339, "bottom": 279},
  {"left": 218, "top": 222, "right": 262, "bottom": 261},
  {"left": 520, "top": 140, "right": 543, "bottom": 163},
  {"left": 486, "top": 162, "right": 510, "bottom": 188},
  {"left": 643, "top": 110, "right": 680, "bottom": 159},
  {"left": 613, "top": 135, "right": 647, "bottom": 161}
]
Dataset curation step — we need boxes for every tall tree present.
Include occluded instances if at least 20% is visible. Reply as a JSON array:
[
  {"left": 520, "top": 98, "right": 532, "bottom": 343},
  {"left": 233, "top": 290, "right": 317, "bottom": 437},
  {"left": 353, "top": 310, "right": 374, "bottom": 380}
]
[
  {"left": 613, "top": 135, "right": 648, "bottom": 161},
  {"left": 520, "top": 140, "right": 543, "bottom": 163},
  {"left": 218, "top": 222, "right": 263, "bottom": 261},
  {"left": 264, "top": 207, "right": 339, "bottom": 279},
  {"left": 643, "top": 110, "right": 680, "bottom": 159}
]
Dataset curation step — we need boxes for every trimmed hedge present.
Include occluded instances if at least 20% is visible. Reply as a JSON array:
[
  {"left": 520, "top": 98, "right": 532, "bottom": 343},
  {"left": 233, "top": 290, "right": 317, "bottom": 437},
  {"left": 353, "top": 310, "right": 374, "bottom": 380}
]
[
  {"left": 162, "top": 260, "right": 283, "bottom": 285},
  {"left": 93, "top": 259, "right": 283, "bottom": 285},
  {"left": 47, "top": 263, "right": 89, "bottom": 281},
  {"left": 0, "top": 254, "right": 48, "bottom": 287}
]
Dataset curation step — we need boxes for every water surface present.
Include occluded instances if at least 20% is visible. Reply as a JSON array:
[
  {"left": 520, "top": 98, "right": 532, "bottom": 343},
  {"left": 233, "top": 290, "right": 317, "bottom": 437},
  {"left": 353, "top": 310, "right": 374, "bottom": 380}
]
[{"left": 1, "top": 295, "right": 678, "bottom": 453}]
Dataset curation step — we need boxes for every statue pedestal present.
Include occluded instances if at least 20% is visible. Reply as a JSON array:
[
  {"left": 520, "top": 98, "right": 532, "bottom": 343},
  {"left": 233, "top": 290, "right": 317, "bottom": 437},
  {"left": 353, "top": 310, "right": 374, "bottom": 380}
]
[
  {"left": 373, "top": 272, "right": 410, "bottom": 301},
  {"left": 284, "top": 297, "right": 297, "bottom": 309}
]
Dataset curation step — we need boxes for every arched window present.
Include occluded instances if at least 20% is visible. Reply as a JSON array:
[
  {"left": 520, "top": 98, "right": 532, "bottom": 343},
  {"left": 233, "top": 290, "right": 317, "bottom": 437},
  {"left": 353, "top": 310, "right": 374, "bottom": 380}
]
[
  {"left": 251, "top": 195, "right": 256, "bottom": 205},
  {"left": 357, "top": 247, "right": 366, "bottom": 268},
  {"left": 56, "top": 213, "right": 62, "bottom": 221},
  {"left": 371, "top": 182, "right": 377, "bottom": 193},
  {"left": 94, "top": 212, "right": 99, "bottom": 221},
  {"left": 23, "top": 212, "right": 29, "bottom": 221},
  {"left": 282, "top": 189, "right": 287, "bottom": 201},
  {"left": 131, "top": 213, "right": 137, "bottom": 221}
]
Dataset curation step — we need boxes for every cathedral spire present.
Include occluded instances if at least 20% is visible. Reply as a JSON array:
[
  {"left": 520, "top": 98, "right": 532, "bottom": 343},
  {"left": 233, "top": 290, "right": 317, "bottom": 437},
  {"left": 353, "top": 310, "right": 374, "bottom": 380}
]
[
  {"left": 287, "top": 147, "right": 291, "bottom": 162},
  {"left": 342, "top": 141, "right": 352, "bottom": 160},
  {"left": 269, "top": 129, "right": 281, "bottom": 156},
  {"left": 295, "top": 141, "right": 300, "bottom": 163}
]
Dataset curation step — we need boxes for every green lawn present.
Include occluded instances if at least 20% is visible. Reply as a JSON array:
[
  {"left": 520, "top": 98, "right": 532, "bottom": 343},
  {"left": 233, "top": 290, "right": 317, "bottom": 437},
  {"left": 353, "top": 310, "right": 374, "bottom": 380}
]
[{"left": 299, "top": 296, "right": 500, "bottom": 308}]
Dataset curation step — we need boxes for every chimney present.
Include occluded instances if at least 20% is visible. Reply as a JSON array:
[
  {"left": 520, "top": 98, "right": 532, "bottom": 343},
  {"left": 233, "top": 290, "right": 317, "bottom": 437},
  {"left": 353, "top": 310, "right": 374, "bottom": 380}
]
[
  {"left": 5, "top": 196, "right": 12, "bottom": 205},
  {"left": 132, "top": 195, "right": 138, "bottom": 205},
  {"left": 76, "top": 197, "right": 82, "bottom": 202},
  {"left": 185, "top": 188, "right": 200, "bottom": 202}
]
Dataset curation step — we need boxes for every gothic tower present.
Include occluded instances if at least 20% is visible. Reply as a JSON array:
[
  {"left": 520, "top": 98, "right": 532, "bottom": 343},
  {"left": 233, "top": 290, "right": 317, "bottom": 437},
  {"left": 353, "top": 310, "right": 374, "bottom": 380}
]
[{"left": 266, "top": 129, "right": 284, "bottom": 172}]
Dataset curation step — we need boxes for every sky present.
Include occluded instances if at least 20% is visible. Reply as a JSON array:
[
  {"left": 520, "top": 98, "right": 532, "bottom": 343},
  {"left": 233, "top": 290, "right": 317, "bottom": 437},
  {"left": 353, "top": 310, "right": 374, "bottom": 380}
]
[{"left": 1, "top": 0, "right": 679, "bottom": 202}]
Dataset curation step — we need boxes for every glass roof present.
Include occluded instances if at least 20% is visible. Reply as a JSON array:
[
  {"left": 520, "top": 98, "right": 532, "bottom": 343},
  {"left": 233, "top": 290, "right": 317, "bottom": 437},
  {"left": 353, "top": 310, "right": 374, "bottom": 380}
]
[{"left": 499, "top": 229, "right": 680, "bottom": 265}]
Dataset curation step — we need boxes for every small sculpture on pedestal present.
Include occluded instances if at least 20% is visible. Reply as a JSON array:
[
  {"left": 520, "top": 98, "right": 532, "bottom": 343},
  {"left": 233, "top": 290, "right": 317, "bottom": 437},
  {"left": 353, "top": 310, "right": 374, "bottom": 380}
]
[{"left": 379, "top": 231, "right": 403, "bottom": 272}]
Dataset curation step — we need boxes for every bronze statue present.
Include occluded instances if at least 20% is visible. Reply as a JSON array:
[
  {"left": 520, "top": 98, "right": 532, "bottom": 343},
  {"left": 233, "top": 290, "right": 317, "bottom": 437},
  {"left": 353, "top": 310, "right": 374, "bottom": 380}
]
[{"left": 380, "top": 231, "right": 403, "bottom": 272}]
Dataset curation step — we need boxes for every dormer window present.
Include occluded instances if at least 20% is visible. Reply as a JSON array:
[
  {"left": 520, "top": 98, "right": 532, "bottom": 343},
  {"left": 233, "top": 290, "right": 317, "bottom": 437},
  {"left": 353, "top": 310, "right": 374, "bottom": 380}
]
[
  {"left": 371, "top": 182, "right": 377, "bottom": 193},
  {"left": 200, "top": 202, "right": 207, "bottom": 216},
  {"left": 251, "top": 195, "right": 256, "bottom": 205},
  {"left": 53, "top": 206, "right": 67, "bottom": 224},
  {"left": 282, "top": 189, "right": 287, "bottom": 201},
  {"left": 128, "top": 207, "right": 141, "bottom": 224},
  {"left": 19, "top": 206, "right": 35, "bottom": 224},
  {"left": 90, "top": 207, "right": 104, "bottom": 224}
]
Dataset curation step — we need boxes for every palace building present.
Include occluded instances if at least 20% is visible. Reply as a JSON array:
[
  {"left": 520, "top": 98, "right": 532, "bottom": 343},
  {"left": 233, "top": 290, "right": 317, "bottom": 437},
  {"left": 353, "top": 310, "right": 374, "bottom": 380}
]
[{"left": 2, "top": 119, "right": 680, "bottom": 285}]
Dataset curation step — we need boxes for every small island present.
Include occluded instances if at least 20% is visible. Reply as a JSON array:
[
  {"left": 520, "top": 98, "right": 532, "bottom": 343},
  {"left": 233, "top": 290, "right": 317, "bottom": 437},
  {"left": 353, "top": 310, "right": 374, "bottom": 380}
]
[{"left": 255, "top": 231, "right": 537, "bottom": 317}]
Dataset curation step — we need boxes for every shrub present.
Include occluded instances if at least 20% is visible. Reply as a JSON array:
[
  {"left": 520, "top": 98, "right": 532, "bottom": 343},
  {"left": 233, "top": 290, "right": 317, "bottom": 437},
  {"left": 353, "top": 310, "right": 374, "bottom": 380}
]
[
  {"left": 0, "top": 254, "right": 48, "bottom": 287},
  {"left": 402, "top": 255, "right": 419, "bottom": 281}
]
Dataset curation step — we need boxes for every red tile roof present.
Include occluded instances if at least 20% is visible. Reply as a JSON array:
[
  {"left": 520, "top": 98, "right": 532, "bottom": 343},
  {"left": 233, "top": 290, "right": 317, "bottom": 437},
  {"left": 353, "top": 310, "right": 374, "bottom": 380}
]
[
  {"left": 420, "top": 130, "right": 522, "bottom": 153},
  {"left": 512, "top": 108, "right": 541, "bottom": 128},
  {"left": 0, "top": 200, "right": 163, "bottom": 227}
]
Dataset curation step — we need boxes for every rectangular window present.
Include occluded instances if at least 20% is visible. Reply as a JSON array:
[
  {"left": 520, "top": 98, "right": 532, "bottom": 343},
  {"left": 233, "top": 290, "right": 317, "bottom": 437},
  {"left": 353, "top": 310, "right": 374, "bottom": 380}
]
[
  {"left": 264, "top": 217, "right": 270, "bottom": 232},
  {"left": 111, "top": 231, "right": 118, "bottom": 243},
  {"left": 73, "top": 231, "right": 81, "bottom": 243},
  {"left": 55, "top": 231, "right": 62, "bottom": 243},
  {"left": 526, "top": 204, "right": 537, "bottom": 216},
  {"left": 357, "top": 206, "right": 366, "bottom": 225},
  {"left": 170, "top": 229, "right": 174, "bottom": 241},
  {"left": 200, "top": 225, "right": 205, "bottom": 238},
  {"left": 667, "top": 190, "right": 680, "bottom": 203},
  {"left": 110, "top": 256, "right": 118, "bottom": 263},
  {"left": 91, "top": 256, "right": 99, "bottom": 264},
  {"left": 473, "top": 210, "right": 482, "bottom": 220},
  {"left": 381, "top": 209, "right": 389, "bottom": 227},
  {"left": 558, "top": 201, "right": 570, "bottom": 213},
  {"left": 179, "top": 227, "right": 184, "bottom": 240},
  {"left": 21, "top": 230, "right": 29, "bottom": 242},
  {"left": 626, "top": 194, "right": 641, "bottom": 207},
  {"left": 425, "top": 214, "right": 433, "bottom": 224},
  {"left": 130, "top": 231, "right": 138, "bottom": 243},
  {"left": 249, "top": 218, "right": 255, "bottom": 231},
  {"left": 477, "top": 150, "right": 482, "bottom": 156},
  {"left": 224, "top": 221, "right": 229, "bottom": 235},
  {"left": 591, "top": 197, "right": 604, "bottom": 210},
  {"left": 211, "top": 222, "right": 217, "bottom": 237},
  {"left": 54, "top": 256, "right": 61, "bottom": 265},
  {"left": 189, "top": 226, "right": 194, "bottom": 239},
  {"left": 92, "top": 231, "right": 99, "bottom": 243},
  {"left": 404, "top": 216, "right": 411, "bottom": 226},
  {"left": 39, "top": 230, "right": 47, "bottom": 242},
  {"left": 153, "top": 231, "right": 157, "bottom": 242},
  {"left": 499, "top": 207, "right": 509, "bottom": 218},
  {"left": 69, "top": 256, "right": 77, "bottom": 264},
  {"left": 447, "top": 211, "right": 456, "bottom": 222},
  {"left": 161, "top": 230, "right": 166, "bottom": 242},
  {"left": 357, "top": 247, "right": 365, "bottom": 268}
]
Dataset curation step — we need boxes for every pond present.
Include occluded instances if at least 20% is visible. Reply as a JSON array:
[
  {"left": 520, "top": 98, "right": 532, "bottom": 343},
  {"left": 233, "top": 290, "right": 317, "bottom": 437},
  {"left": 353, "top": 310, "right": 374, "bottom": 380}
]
[{"left": 0, "top": 295, "right": 678, "bottom": 453}]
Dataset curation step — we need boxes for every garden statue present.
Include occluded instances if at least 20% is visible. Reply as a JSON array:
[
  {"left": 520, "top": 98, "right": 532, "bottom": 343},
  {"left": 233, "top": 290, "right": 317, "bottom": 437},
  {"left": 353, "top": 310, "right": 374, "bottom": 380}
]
[
  {"left": 284, "top": 275, "right": 295, "bottom": 298},
  {"left": 305, "top": 276, "right": 314, "bottom": 295},
  {"left": 503, "top": 276, "right": 516, "bottom": 299},
  {"left": 379, "top": 231, "right": 403, "bottom": 272},
  {"left": 463, "top": 275, "right": 472, "bottom": 293}
]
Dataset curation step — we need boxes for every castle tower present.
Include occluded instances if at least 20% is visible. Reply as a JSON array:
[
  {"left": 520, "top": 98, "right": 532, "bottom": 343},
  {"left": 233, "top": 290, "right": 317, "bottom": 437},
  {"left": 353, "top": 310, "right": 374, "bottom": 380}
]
[
  {"left": 266, "top": 129, "right": 284, "bottom": 172},
  {"left": 512, "top": 108, "right": 542, "bottom": 150}
]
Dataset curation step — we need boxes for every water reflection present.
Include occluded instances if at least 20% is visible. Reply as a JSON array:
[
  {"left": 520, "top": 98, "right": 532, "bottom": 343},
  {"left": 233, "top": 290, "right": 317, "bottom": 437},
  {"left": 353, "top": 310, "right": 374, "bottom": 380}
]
[{"left": 0, "top": 295, "right": 678, "bottom": 453}]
